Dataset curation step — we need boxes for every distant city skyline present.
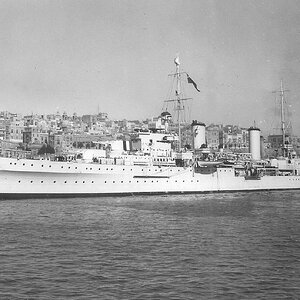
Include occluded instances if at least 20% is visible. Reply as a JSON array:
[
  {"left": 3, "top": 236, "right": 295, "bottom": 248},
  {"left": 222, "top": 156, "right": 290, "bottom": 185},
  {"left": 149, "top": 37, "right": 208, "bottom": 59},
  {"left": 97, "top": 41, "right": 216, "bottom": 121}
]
[{"left": 1, "top": 0, "right": 300, "bottom": 135}]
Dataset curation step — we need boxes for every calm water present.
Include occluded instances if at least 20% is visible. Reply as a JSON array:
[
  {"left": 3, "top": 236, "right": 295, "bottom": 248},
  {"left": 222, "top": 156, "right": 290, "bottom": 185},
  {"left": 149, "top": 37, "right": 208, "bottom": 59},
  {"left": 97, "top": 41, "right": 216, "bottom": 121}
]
[{"left": 0, "top": 191, "right": 299, "bottom": 300}]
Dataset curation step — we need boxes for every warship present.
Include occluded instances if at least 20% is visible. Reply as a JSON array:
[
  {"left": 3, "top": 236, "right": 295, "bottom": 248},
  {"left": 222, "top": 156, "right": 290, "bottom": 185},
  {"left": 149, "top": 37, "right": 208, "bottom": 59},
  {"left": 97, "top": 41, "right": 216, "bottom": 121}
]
[{"left": 1, "top": 58, "right": 300, "bottom": 198}]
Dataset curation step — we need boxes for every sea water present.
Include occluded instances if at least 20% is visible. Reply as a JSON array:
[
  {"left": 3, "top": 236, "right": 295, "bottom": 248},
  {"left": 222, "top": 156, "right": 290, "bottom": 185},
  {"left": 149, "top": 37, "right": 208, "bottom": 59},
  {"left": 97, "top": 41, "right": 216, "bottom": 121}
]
[{"left": 0, "top": 191, "right": 299, "bottom": 299}]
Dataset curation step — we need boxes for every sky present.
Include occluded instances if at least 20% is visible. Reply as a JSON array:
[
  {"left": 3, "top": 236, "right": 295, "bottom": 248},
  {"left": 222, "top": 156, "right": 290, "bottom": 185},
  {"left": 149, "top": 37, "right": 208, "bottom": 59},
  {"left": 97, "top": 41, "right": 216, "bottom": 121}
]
[{"left": 1, "top": 0, "right": 300, "bottom": 135}]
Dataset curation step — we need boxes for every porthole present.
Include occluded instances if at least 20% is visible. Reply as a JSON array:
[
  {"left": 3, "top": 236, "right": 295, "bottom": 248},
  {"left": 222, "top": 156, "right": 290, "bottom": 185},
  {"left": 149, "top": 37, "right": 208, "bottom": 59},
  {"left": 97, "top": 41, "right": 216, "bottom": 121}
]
[
  {"left": 104, "top": 181, "right": 107, "bottom": 183},
  {"left": 99, "top": 168, "right": 101, "bottom": 170},
  {"left": 90, "top": 168, "right": 92, "bottom": 170},
  {"left": 41, "top": 181, "right": 43, "bottom": 183},
  {"left": 68, "top": 167, "right": 70, "bottom": 169},
  {"left": 18, "top": 180, "right": 21, "bottom": 183},
  {"left": 61, "top": 166, "right": 63, "bottom": 169},
  {"left": 113, "top": 181, "right": 115, "bottom": 183},
  {"left": 121, "top": 181, "right": 123, "bottom": 183},
  {"left": 75, "top": 167, "right": 78, "bottom": 169},
  {"left": 175, "top": 180, "right": 177, "bottom": 182},
  {"left": 41, "top": 165, "right": 44, "bottom": 167},
  {"left": 30, "top": 181, "right": 33, "bottom": 183},
  {"left": 14, "top": 163, "right": 16, "bottom": 165},
  {"left": 53, "top": 181, "right": 56, "bottom": 183},
  {"left": 75, "top": 181, "right": 78, "bottom": 183},
  {"left": 31, "top": 164, "right": 33, "bottom": 167},
  {"left": 144, "top": 180, "right": 146, "bottom": 183},
  {"left": 64, "top": 181, "right": 67, "bottom": 183},
  {"left": 23, "top": 163, "right": 25, "bottom": 166},
  {"left": 92, "top": 181, "right": 94, "bottom": 183},
  {"left": 49, "top": 165, "right": 51, "bottom": 168},
  {"left": 10, "top": 162, "right": 12, "bottom": 165},
  {"left": 83, "top": 181, "right": 85, "bottom": 183}
]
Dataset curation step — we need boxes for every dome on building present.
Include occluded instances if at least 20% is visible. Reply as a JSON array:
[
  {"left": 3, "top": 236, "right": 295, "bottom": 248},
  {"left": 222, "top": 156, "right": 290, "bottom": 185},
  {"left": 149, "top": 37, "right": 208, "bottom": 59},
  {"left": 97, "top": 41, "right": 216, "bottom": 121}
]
[{"left": 161, "top": 111, "right": 172, "bottom": 118}]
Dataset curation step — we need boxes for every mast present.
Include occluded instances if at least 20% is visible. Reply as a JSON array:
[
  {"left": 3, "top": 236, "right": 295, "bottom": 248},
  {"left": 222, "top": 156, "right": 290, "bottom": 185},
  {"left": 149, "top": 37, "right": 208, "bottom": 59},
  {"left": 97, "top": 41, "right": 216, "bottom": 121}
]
[
  {"left": 280, "top": 80, "right": 286, "bottom": 156},
  {"left": 175, "top": 56, "right": 182, "bottom": 149},
  {"left": 164, "top": 56, "right": 192, "bottom": 151},
  {"left": 273, "top": 80, "right": 289, "bottom": 157}
]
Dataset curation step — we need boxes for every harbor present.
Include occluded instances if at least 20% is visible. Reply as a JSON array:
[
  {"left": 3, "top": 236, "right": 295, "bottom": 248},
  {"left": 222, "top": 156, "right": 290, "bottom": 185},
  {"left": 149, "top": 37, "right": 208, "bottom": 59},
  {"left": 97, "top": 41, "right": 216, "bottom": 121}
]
[
  {"left": 1, "top": 56, "right": 300, "bottom": 198},
  {"left": 1, "top": 1, "right": 300, "bottom": 299}
]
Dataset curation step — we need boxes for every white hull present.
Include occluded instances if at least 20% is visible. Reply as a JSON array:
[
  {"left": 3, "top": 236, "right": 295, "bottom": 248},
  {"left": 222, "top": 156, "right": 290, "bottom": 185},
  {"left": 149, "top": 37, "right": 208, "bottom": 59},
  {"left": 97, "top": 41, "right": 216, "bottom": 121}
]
[{"left": 1, "top": 157, "right": 300, "bottom": 198}]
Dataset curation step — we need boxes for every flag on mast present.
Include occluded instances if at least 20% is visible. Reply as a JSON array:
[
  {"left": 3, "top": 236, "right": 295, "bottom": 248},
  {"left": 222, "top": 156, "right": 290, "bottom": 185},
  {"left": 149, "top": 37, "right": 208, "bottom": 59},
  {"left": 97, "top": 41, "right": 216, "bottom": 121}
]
[
  {"left": 174, "top": 56, "right": 180, "bottom": 66},
  {"left": 186, "top": 74, "right": 200, "bottom": 92}
]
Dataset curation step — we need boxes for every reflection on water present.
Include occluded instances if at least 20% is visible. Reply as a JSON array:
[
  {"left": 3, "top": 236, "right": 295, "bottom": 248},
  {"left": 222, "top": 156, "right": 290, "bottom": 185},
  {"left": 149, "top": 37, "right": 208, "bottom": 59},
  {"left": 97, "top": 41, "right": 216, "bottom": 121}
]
[{"left": 0, "top": 191, "right": 299, "bottom": 299}]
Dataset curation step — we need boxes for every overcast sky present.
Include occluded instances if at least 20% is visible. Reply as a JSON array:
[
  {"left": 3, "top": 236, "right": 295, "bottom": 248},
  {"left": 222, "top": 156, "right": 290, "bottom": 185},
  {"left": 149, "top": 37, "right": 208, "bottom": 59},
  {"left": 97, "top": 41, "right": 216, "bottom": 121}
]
[{"left": 1, "top": 0, "right": 300, "bottom": 134}]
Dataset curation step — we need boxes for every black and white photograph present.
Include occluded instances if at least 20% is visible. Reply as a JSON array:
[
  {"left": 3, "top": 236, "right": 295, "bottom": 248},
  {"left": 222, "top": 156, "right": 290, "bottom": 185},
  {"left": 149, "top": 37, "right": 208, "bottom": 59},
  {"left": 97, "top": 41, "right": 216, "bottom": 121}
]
[{"left": 0, "top": 0, "right": 299, "bottom": 299}]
